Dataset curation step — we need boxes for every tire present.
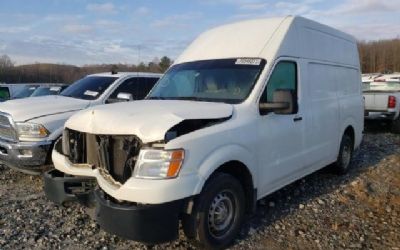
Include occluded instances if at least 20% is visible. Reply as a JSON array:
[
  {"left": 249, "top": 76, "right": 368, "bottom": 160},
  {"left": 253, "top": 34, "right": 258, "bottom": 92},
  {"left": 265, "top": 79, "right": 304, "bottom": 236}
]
[
  {"left": 391, "top": 117, "right": 400, "bottom": 134},
  {"left": 184, "top": 173, "right": 245, "bottom": 249},
  {"left": 332, "top": 133, "right": 353, "bottom": 174}
]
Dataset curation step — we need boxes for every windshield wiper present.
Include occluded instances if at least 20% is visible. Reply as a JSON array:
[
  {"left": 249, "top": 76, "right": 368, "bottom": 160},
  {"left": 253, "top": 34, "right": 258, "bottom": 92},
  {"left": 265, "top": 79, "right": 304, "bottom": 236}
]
[
  {"left": 163, "top": 96, "right": 212, "bottom": 102},
  {"left": 147, "top": 96, "right": 167, "bottom": 100}
]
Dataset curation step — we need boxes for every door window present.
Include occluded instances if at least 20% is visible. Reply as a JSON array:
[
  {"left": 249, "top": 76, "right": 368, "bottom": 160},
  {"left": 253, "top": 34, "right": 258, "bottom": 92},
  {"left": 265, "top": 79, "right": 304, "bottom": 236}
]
[
  {"left": 260, "top": 61, "right": 298, "bottom": 114},
  {"left": 108, "top": 77, "right": 159, "bottom": 102}
]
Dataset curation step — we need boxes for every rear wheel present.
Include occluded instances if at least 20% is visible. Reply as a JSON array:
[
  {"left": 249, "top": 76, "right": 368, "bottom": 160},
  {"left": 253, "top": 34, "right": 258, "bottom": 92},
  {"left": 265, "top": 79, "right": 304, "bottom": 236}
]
[
  {"left": 332, "top": 133, "right": 353, "bottom": 174},
  {"left": 183, "top": 173, "right": 245, "bottom": 249},
  {"left": 391, "top": 117, "right": 400, "bottom": 134}
]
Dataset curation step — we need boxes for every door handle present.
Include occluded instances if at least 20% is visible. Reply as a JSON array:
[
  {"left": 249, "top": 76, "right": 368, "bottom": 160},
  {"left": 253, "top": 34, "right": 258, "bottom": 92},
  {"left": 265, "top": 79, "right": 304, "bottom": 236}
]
[{"left": 293, "top": 117, "right": 303, "bottom": 122}]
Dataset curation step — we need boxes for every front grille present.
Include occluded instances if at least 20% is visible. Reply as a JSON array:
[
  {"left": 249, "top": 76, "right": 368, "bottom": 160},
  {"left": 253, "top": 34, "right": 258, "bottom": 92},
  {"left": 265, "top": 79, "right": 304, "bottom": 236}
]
[
  {"left": 0, "top": 113, "right": 17, "bottom": 142},
  {"left": 65, "top": 129, "right": 142, "bottom": 184}
]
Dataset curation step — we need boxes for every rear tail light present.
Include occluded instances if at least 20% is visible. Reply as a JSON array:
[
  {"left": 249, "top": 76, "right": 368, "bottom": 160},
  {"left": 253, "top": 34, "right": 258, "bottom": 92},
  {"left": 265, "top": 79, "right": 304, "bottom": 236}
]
[{"left": 388, "top": 96, "right": 396, "bottom": 108}]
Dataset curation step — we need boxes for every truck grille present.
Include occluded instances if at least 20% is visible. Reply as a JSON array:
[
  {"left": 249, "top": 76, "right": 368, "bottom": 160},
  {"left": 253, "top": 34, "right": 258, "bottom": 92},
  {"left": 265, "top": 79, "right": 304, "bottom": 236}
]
[
  {"left": 0, "top": 113, "right": 17, "bottom": 142},
  {"left": 65, "top": 129, "right": 142, "bottom": 184}
]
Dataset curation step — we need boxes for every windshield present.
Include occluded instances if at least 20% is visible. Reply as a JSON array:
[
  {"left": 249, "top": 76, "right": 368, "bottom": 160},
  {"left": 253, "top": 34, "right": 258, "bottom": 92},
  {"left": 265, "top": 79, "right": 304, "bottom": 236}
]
[
  {"left": 13, "top": 85, "right": 39, "bottom": 99},
  {"left": 31, "top": 86, "right": 63, "bottom": 97},
  {"left": 363, "top": 81, "right": 400, "bottom": 92},
  {"left": 148, "top": 58, "right": 266, "bottom": 104},
  {"left": 60, "top": 76, "right": 117, "bottom": 100}
]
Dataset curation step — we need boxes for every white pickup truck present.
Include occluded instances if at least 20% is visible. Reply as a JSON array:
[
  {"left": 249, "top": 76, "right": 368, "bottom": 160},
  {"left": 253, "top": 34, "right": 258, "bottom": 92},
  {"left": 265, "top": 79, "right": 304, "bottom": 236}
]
[
  {"left": 52, "top": 16, "right": 363, "bottom": 248},
  {"left": 363, "top": 79, "right": 400, "bottom": 133},
  {"left": 0, "top": 72, "right": 161, "bottom": 174}
]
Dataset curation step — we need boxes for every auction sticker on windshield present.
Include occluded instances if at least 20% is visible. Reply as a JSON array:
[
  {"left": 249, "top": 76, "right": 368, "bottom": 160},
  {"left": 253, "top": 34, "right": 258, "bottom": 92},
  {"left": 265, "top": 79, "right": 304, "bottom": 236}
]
[
  {"left": 235, "top": 58, "right": 262, "bottom": 65},
  {"left": 84, "top": 90, "right": 99, "bottom": 97}
]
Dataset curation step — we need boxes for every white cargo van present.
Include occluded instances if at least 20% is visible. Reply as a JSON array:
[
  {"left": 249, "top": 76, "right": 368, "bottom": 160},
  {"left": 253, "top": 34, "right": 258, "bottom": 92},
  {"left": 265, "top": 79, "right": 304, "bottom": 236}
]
[{"left": 52, "top": 16, "right": 363, "bottom": 248}]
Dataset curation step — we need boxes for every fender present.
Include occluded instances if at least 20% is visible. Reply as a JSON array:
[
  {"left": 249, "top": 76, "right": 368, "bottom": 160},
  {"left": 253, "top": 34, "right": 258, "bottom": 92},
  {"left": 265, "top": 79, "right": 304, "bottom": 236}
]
[
  {"left": 340, "top": 116, "right": 361, "bottom": 150},
  {"left": 28, "top": 110, "right": 83, "bottom": 142},
  {"left": 48, "top": 126, "right": 64, "bottom": 141},
  {"left": 193, "top": 144, "right": 257, "bottom": 195}
]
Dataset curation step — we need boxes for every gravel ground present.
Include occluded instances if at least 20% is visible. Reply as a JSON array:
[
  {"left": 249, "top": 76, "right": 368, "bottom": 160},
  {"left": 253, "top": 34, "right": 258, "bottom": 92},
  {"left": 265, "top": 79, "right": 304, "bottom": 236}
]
[{"left": 0, "top": 124, "right": 399, "bottom": 250}]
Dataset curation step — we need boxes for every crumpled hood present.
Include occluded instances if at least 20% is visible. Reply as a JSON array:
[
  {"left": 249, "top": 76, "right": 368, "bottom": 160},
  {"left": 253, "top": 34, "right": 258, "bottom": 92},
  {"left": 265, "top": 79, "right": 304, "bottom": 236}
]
[
  {"left": 66, "top": 100, "right": 233, "bottom": 143},
  {"left": 0, "top": 95, "right": 90, "bottom": 122}
]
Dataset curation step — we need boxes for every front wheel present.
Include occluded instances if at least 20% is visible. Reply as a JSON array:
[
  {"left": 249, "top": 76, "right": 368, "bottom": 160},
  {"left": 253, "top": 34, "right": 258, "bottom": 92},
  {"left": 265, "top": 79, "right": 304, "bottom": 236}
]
[
  {"left": 185, "top": 173, "right": 245, "bottom": 249},
  {"left": 332, "top": 133, "right": 353, "bottom": 174}
]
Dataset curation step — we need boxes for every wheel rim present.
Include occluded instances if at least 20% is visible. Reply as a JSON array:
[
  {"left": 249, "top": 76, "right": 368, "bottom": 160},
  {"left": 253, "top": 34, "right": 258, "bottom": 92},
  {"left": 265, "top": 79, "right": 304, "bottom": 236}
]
[
  {"left": 342, "top": 141, "right": 352, "bottom": 168},
  {"left": 208, "top": 190, "right": 236, "bottom": 238}
]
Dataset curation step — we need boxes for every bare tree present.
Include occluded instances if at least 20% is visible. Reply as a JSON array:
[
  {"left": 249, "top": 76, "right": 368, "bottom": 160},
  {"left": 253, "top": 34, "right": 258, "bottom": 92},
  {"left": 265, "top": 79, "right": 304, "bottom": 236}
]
[
  {"left": 358, "top": 39, "right": 400, "bottom": 73},
  {"left": 0, "top": 54, "right": 14, "bottom": 69}
]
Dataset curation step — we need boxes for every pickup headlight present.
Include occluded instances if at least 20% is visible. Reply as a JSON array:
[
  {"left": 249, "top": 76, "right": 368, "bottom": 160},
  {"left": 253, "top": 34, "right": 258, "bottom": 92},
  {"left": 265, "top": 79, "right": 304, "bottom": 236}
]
[
  {"left": 133, "top": 149, "right": 184, "bottom": 179},
  {"left": 15, "top": 122, "right": 49, "bottom": 139}
]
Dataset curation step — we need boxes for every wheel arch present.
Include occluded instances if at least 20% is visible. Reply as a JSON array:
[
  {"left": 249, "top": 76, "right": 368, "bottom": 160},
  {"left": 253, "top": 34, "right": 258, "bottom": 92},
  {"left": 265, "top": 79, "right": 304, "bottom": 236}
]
[
  {"left": 194, "top": 145, "right": 257, "bottom": 214},
  {"left": 212, "top": 160, "right": 256, "bottom": 214},
  {"left": 340, "top": 116, "right": 361, "bottom": 150},
  {"left": 343, "top": 125, "right": 355, "bottom": 149}
]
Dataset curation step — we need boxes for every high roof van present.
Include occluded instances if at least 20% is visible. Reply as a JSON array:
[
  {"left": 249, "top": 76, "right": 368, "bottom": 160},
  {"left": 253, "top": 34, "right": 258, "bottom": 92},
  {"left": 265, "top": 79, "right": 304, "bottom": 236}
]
[{"left": 51, "top": 16, "right": 363, "bottom": 248}]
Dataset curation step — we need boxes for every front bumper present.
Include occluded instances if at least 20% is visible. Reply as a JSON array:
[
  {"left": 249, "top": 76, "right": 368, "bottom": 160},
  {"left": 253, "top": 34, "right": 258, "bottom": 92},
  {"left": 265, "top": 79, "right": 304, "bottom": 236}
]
[
  {"left": 95, "top": 189, "right": 184, "bottom": 244},
  {"left": 44, "top": 169, "right": 96, "bottom": 205},
  {"left": 52, "top": 139, "right": 202, "bottom": 204},
  {"left": 0, "top": 139, "right": 53, "bottom": 174}
]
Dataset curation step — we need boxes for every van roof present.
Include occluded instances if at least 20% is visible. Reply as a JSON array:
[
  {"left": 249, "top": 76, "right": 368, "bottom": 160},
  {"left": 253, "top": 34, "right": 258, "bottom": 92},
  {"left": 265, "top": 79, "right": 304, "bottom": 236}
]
[
  {"left": 176, "top": 16, "right": 359, "bottom": 68},
  {"left": 88, "top": 72, "right": 163, "bottom": 78}
]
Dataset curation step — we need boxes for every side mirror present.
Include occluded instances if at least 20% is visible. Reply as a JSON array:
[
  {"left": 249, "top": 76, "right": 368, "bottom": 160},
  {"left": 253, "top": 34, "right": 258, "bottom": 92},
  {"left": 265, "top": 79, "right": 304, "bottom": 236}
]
[
  {"left": 116, "top": 92, "right": 133, "bottom": 102},
  {"left": 259, "top": 89, "right": 294, "bottom": 115}
]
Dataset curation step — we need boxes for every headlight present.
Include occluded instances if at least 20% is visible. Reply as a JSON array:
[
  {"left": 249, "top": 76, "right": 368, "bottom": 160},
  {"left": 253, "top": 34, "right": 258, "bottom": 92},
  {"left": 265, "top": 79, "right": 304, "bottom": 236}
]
[
  {"left": 15, "top": 122, "right": 49, "bottom": 139},
  {"left": 133, "top": 149, "right": 184, "bottom": 179}
]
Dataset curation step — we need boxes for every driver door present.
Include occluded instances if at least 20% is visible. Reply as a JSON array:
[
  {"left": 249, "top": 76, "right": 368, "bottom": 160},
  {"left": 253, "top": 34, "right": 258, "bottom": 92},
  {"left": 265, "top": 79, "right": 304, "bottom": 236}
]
[{"left": 256, "top": 60, "right": 306, "bottom": 196}]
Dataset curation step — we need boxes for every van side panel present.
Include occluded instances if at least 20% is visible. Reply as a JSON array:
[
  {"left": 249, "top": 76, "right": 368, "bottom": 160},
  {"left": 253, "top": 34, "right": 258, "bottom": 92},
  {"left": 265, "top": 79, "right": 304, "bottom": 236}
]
[
  {"left": 337, "top": 67, "right": 364, "bottom": 149},
  {"left": 303, "top": 62, "right": 340, "bottom": 166}
]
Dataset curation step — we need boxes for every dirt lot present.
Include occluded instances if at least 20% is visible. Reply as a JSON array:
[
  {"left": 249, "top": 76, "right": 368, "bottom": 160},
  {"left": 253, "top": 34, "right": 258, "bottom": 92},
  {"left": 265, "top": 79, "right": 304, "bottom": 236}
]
[{"left": 0, "top": 124, "right": 399, "bottom": 249}]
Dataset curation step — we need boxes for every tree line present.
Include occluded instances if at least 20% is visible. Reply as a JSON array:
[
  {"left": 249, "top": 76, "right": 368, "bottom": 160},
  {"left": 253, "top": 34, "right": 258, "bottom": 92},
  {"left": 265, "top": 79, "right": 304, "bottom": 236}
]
[
  {"left": 0, "top": 56, "right": 172, "bottom": 84},
  {"left": 358, "top": 39, "right": 400, "bottom": 74},
  {"left": 1, "top": 38, "right": 400, "bottom": 84}
]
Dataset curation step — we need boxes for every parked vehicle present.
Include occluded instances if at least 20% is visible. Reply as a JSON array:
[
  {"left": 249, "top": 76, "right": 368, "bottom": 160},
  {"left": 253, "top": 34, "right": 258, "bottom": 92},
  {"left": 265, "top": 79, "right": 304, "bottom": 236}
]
[
  {"left": 51, "top": 16, "right": 363, "bottom": 248},
  {"left": 0, "top": 83, "right": 38, "bottom": 101},
  {"left": 12, "top": 84, "right": 40, "bottom": 99},
  {"left": 363, "top": 77, "right": 400, "bottom": 133},
  {"left": 0, "top": 72, "right": 161, "bottom": 175},
  {"left": 30, "top": 84, "right": 68, "bottom": 97}
]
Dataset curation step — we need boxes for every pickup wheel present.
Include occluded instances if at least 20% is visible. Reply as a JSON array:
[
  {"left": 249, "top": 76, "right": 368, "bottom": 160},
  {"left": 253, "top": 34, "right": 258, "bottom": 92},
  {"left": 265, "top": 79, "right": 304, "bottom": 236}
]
[
  {"left": 186, "top": 173, "right": 245, "bottom": 249},
  {"left": 391, "top": 117, "right": 400, "bottom": 134},
  {"left": 332, "top": 133, "right": 353, "bottom": 174}
]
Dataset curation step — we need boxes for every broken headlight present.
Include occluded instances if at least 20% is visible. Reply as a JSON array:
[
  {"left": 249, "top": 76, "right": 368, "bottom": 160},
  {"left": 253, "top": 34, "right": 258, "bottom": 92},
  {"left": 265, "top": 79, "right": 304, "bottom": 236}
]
[{"left": 133, "top": 149, "right": 184, "bottom": 179}]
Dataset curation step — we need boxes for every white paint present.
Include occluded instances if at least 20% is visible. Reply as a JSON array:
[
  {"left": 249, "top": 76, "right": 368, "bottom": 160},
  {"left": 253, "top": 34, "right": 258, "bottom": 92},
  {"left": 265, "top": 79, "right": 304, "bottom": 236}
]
[
  {"left": 363, "top": 83, "right": 400, "bottom": 121},
  {"left": 54, "top": 16, "right": 363, "bottom": 205},
  {"left": 0, "top": 72, "right": 162, "bottom": 142},
  {"left": 66, "top": 100, "right": 233, "bottom": 143}
]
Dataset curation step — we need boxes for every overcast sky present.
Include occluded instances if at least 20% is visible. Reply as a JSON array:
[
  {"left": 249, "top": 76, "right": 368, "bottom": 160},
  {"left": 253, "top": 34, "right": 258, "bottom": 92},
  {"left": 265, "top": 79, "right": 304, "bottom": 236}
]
[{"left": 0, "top": 0, "right": 399, "bottom": 66}]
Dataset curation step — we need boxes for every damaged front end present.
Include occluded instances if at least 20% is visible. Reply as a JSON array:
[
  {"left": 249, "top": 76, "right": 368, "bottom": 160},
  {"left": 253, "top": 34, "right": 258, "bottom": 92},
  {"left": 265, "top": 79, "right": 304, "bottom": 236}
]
[
  {"left": 45, "top": 130, "right": 143, "bottom": 205},
  {"left": 164, "top": 117, "right": 231, "bottom": 142},
  {"left": 47, "top": 114, "right": 232, "bottom": 243},
  {"left": 63, "top": 129, "right": 143, "bottom": 185}
]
